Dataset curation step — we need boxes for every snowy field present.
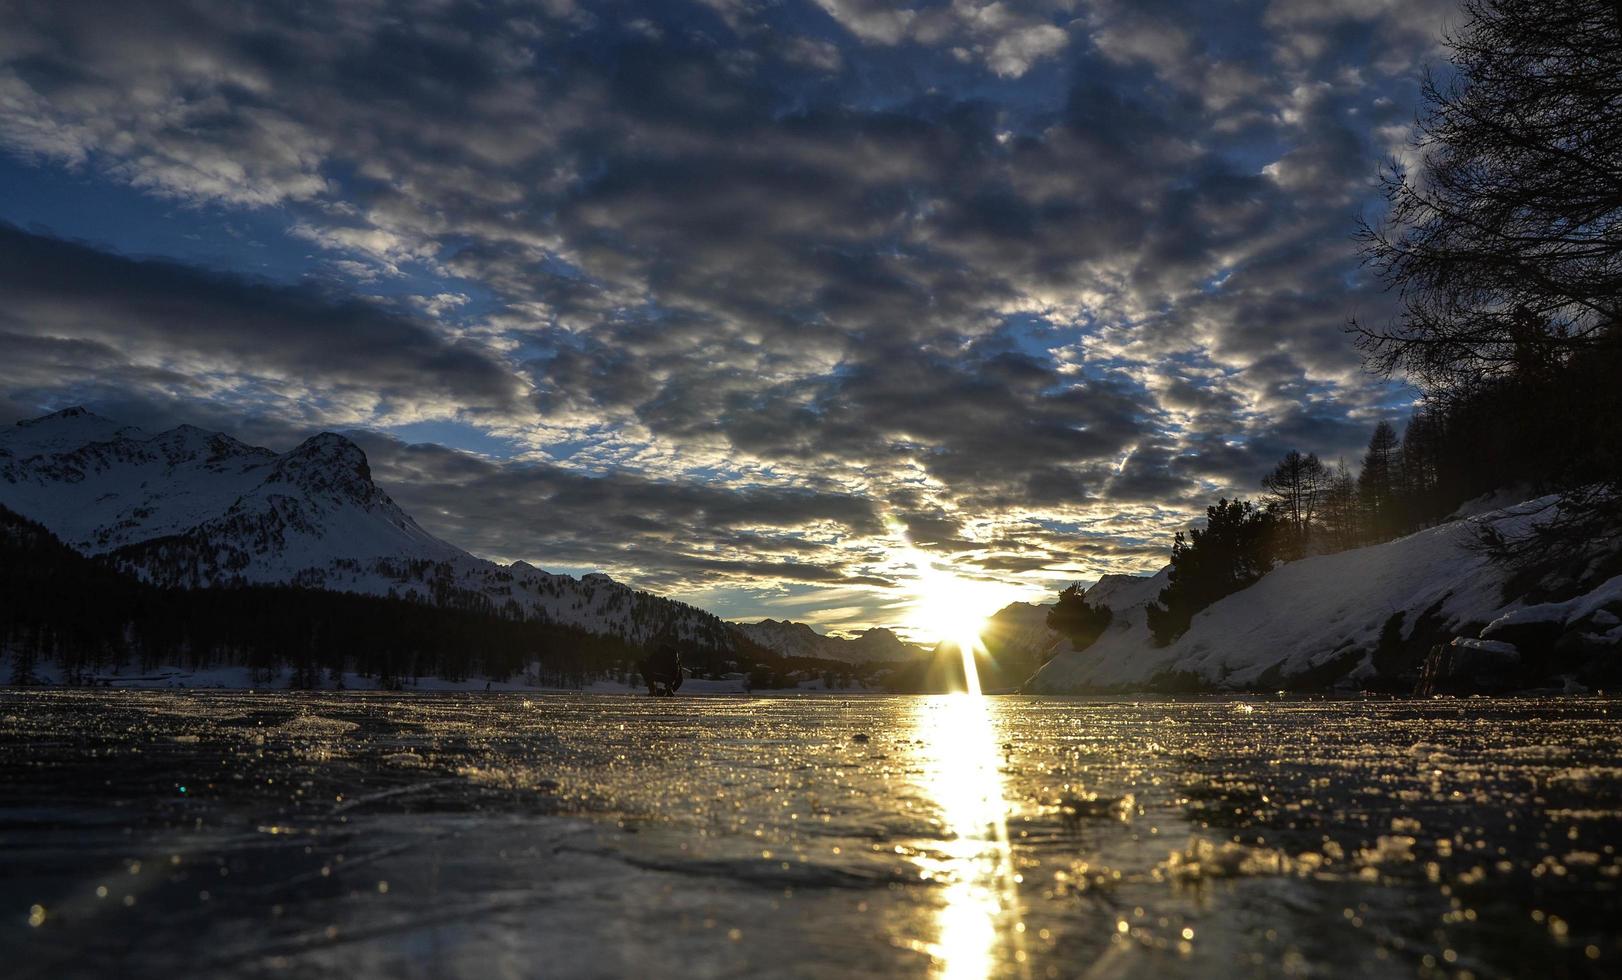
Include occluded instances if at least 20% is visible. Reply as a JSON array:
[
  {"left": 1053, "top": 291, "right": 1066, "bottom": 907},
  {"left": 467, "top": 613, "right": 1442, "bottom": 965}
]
[{"left": 3, "top": 691, "right": 1620, "bottom": 978}]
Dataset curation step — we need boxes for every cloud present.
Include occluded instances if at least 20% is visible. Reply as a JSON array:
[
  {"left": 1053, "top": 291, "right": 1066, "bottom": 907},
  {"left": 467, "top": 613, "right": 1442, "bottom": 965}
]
[
  {"left": 0, "top": 224, "right": 525, "bottom": 422},
  {"left": 0, "top": 0, "right": 1445, "bottom": 625},
  {"left": 346, "top": 433, "right": 893, "bottom": 593},
  {"left": 811, "top": 0, "right": 1074, "bottom": 77}
]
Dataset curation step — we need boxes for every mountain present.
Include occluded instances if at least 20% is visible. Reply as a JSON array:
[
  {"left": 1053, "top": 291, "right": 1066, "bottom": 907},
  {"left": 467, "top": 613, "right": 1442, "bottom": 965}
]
[
  {"left": 0, "top": 408, "right": 737, "bottom": 649},
  {"left": 1026, "top": 497, "right": 1622, "bottom": 694},
  {"left": 0, "top": 502, "right": 646, "bottom": 689},
  {"left": 730, "top": 619, "right": 922, "bottom": 663},
  {"left": 844, "top": 627, "right": 924, "bottom": 662},
  {"left": 975, "top": 600, "right": 1063, "bottom": 665},
  {"left": 875, "top": 600, "right": 1063, "bottom": 693}
]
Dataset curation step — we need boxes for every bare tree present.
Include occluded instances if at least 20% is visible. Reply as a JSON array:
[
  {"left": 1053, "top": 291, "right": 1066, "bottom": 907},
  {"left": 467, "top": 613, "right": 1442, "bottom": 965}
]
[
  {"left": 1319, "top": 459, "right": 1362, "bottom": 551},
  {"left": 1261, "top": 450, "right": 1329, "bottom": 552},
  {"left": 1354, "top": 0, "right": 1622, "bottom": 396},
  {"left": 1358, "top": 422, "right": 1404, "bottom": 541}
]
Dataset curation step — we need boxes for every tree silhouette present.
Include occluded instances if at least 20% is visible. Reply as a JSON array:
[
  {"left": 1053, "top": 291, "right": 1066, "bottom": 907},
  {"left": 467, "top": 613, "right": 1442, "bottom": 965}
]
[
  {"left": 1319, "top": 459, "right": 1362, "bottom": 551},
  {"left": 1046, "top": 584, "right": 1113, "bottom": 652},
  {"left": 1358, "top": 422, "right": 1403, "bottom": 541},
  {"left": 1261, "top": 450, "right": 1329, "bottom": 556},
  {"left": 1354, "top": 0, "right": 1622, "bottom": 395},
  {"left": 1146, "top": 499, "right": 1279, "bottom": 645}
]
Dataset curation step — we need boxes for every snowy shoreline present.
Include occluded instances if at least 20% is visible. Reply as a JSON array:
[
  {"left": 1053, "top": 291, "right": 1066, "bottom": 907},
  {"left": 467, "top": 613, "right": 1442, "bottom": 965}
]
[
  {"left": 1028, "top": 495, "right": 1622, "bottom": 696},
  {"left": 5, "top": 659, "right": 888, "bottom": 695}
]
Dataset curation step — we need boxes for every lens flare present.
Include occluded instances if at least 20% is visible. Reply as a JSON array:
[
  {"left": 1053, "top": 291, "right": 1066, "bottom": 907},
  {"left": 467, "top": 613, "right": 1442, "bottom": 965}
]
[{"left": 900, "top": 549, "right": 1023, "bottom": 654}]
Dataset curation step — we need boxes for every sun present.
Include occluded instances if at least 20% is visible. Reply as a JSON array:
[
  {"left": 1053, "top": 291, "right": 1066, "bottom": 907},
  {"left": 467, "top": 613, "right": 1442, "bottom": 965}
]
[
  {"left": 910, "top": 576, "right": 996, "bottom": 655},
  {"left": 901, "top": 552, "right": 1025, "bottom": 655}
]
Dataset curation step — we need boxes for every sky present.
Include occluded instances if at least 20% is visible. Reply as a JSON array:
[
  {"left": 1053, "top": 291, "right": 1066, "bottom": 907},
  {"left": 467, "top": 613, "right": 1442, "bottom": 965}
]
[{"left": 0, "top": 0, "right": 1457, "bottom": 639}]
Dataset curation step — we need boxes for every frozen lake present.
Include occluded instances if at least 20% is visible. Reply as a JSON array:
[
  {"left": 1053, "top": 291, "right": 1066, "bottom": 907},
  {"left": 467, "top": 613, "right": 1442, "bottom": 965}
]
[{"left": 3, "top": 690, "right": 1619, "bottom": 978}]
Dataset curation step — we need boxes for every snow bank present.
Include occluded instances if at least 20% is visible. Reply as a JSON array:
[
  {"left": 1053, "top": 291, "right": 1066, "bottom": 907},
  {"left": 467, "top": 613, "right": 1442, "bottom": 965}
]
[
  {"left": 1482, "top": 574, "right": 1622, "bottom": 637},
  {"left": 1026, "top": 496, "right": 1620, "bottom": 693}
]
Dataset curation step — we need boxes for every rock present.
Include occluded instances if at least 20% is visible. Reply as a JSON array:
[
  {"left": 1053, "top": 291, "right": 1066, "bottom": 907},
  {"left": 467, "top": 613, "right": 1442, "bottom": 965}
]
[
  {"left": 1479, "top": 617, "right": 1563, "bottom": 657},
  {"left": 1414, "top": 637, "right": 1522, "bottom": 696},
  {"left": 1555, "top": 628, "right": 1622, "bottom": 689}
]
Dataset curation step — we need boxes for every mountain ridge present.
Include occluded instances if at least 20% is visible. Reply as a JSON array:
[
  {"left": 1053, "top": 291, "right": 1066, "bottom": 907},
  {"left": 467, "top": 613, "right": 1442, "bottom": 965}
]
[
  {"left": 731, "top": 618, "right": 924, "bottom": 663},
  {"left": 0, "top": 408, "right": 744, "bottom": 651}
]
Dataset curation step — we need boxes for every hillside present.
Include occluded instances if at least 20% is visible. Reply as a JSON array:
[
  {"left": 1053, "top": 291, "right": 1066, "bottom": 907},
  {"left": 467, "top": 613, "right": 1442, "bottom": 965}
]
[
  {"left": 881, "top": 600, "right": 1065, "bottom": 693},
  {"left": 1027, "top": 497, "right": 1622, "bottom": 694},
  {"left": 731, "top": 619, "right": 923, "bottom": 663},
  {"left": 0, "top": 408, "right": 739, "bottom": 650}
]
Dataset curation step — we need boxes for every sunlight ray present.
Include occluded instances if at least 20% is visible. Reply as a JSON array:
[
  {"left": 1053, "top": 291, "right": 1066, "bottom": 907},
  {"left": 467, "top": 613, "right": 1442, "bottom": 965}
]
[{"left": 912, "top": 687, "right": 1027, "bottom": 979}]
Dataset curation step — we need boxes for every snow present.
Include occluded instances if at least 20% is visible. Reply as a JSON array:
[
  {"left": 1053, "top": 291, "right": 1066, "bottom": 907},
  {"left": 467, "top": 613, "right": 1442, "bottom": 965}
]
[
  {"left": 731, "top": 620, "right": 921, "bottom": 663},
  {"left": 0, "top": 411, "right": 278, "bottom": 551},
  {"left": 1027, "top": 495, "right": 1611, "bottom": 693},
  {"left": 1451, "top": 637, "right": 1519, "bottom": 657},
  {"left": 0, "top": 408, "right": 745, "bottom": 648},
  {"left": 1482, "top": 573, "right": 1622, "bottom": 637}
]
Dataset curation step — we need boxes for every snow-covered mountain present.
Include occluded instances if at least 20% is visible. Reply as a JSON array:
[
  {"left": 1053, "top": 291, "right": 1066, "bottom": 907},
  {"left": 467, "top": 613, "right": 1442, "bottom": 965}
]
[
  {"left": 731, "top": 619, "right": 923, "bottom": 663},
  {"left": 1026, "top": 497, "right": 1622, "bottom": 694},
  {"left": 843, "top": 626, "right": 926, "bottom": 662},
  {"left": 974, "top": 600, "right": 1063, "bottom": 663},
  {"left": 0, "top": 408, "right": 737, "bottom": 648}
]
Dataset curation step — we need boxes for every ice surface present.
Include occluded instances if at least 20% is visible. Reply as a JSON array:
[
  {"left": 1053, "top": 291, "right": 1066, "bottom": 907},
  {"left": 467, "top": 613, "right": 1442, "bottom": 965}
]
[{"left": 2, "top": 691, "right": 1619, "bottom": 978}]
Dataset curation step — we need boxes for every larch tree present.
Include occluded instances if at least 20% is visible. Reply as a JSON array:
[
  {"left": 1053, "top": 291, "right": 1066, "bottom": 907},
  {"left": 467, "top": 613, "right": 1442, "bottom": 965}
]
[
  {"left": 1358, "top": 422, "right": 1404, "bottom": 540},
  {"left": 1353, "top": 0, "right": 1622, "bottom": 397},
  {"left": 1319, "top": 459, "right": 1362, "bottom": 551},
  {"left": 1261, "top": 450, "right": 1329, "bottom": 554}
]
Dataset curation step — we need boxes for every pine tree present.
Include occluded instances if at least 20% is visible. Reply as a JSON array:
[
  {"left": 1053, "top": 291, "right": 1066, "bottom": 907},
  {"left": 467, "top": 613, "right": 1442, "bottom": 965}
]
[
  {"left": 1146, "top": 499, "right": 1279, "bottom": 645},
  {"left": 1046, "top": 585, "right": 1113, "bottom": 652}
]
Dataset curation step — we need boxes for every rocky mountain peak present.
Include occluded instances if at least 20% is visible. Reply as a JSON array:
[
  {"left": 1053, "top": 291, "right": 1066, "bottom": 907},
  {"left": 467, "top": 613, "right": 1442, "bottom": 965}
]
[
  {"left": 268, "top": 432, "right": 377, "bottom": 504},
  {"left": 5, "top": 407, "right": 135, "bottom": 456},
  {"left": 0, "top": 409, "right": 753, "bottom": 653},
  {"left": 25, "top": 406, "right": 96, "bottom": 423}
]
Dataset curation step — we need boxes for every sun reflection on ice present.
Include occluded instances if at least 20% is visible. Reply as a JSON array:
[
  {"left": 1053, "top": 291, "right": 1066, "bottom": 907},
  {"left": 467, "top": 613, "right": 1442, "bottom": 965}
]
[{"left": 911, "top": 646, "right": 1027, "bottom": 979}]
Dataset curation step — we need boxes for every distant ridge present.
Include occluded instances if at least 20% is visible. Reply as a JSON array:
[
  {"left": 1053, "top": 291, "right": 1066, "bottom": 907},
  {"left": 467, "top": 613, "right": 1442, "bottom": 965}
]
[{"left": 731, "top": 619, "right": 924, "bottom": 663}]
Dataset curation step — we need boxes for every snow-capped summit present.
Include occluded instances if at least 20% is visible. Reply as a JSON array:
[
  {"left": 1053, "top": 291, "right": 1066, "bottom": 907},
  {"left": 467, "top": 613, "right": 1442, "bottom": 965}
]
[
  {"left": 730, "top": 618, "right": 923, "bottom": 663},
  {"left": 2, "top": 406, "right": 142, "bottom": 457},
  {"left": 842, "top": 627, "right": 922, "bottom": 662},
  {"left": 1, "top": 409, "right": 276, "bottom": 552},
  {"left": 0, "top": 409, "right": 741, "bottom": 648},
  {"left": 271, "top": 432, "right": 376, "bottom": 493}
]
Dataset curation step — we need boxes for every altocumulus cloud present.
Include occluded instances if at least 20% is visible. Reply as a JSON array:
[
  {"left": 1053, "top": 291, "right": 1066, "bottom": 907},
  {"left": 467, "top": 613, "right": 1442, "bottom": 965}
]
[{"left": 0, "top": 0, "right": 1451, "bottom": 628}]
